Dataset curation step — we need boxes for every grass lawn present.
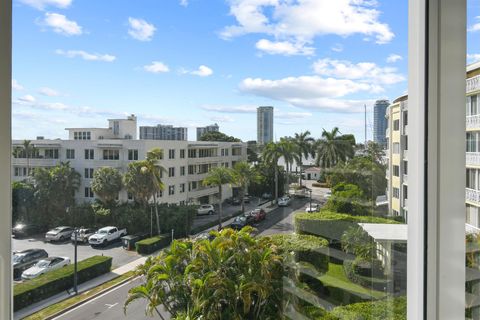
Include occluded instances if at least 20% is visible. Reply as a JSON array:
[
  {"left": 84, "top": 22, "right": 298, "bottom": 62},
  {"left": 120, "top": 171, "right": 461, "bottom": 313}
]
[
  {"left": 24, "top": 271, "right": 135, "bottom": 320},
  {"left": 318, "top": 262, "right": 387, "bottom": 300}
]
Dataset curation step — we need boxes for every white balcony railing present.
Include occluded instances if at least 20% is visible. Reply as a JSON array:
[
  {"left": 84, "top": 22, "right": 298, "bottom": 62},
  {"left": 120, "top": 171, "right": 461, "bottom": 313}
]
[
  {"left": 467, "top": 75, "right": 480, "bottom": 94},
  {"left": 467, "top": 115, "right": 480, "bottom": 130},
  {"left": 467, "top": 152, "right": 480, "bottom": 167},
  {"left": 402, "top": 198, "right": 408, "bottom": 209},
  {"left": 386, "top": 128, "right": 390, "bottom": 137},
  {"left": 403, "top": 125, "right": 408, "bottom": 135},
  {"left": 466, "top": 188, "right": 480, "bottom": 205},
  {"left": 403, "top": 149, "right": 408, "bottom": 159},
  {"left": 403, "top": 174, "right": 408, "bottom": 184}
]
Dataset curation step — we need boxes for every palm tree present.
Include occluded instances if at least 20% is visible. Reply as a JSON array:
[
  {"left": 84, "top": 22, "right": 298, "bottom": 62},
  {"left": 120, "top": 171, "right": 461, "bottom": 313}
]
[
  {"left": 91, "top": 167, "right": 123, "bottom": 223},
  {"left": 202, "top": 166, "right": 235, "bottom": 229},
  {"left": 314, "top": 127, "right": 355, "bottom": 169},
  {"left": 232, "top": 161, "right": 260, "bottom": 212},
  {"left": 13, "top": 140, "right": 37, "bottom": 177},
  {"left": 278, "top": 138, "right": 299, "bottom": 196},
  {"left": 143, "top": 148, "right": 166, "bottom": 235},
  {"left": 262, "top": 142, "right": 283, "bottom": 204},
  {"left": 292, "top": 131, "right": 315, "bottom": 187},
  {"left": 365, "top": 141, "right": 385, "bottom": 164}
]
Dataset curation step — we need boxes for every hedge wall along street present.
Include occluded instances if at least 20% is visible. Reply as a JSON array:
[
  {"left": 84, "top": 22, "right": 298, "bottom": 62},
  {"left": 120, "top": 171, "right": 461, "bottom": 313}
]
[
  {"left": 294, "top": 211, "right": 398, "bottom": 243},
  {"left": 14, "top": 255, "right": 112, "bottom": 311},
  {"left": 135, "top": 234, "right": 171, "bottom": 255}
]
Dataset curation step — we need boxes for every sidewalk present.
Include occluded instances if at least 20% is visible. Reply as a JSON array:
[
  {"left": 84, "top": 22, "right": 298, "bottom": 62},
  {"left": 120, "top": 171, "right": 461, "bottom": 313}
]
[{"left": 14, "top": 257, "right": 148, "bottom": 319}]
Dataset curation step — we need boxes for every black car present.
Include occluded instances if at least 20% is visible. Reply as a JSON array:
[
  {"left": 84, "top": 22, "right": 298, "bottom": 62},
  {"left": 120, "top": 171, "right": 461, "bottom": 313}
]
[
  {"left": 12, "top": 248, "right": 48, "bottom": 279},
  {"left": 229, "top": 215, "right": 254, "bottom": 230},
  {"left": 227, "top": 197, "right": 241, "bottom": 205},
  {"left": 12, "top": 223, "right": 45, "bottom": 238}
]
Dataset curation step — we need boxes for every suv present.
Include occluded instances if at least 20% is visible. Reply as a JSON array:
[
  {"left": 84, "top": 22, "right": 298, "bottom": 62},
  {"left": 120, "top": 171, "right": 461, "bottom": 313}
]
[
  {"left": 12, "top": 249, "right": 48, "bottom": 279},
  {"left": 305, "top": 203, "right": 320, "bottom": 213},
  {"left": 45, "top": 226, "right": 74, "bottom": 242},
  {"left": 197, "top": 204, "right": 215, "bottom": 215},
  {"left": 71, "top": 228, "right": 96, "bottom": 244},
  {"left": 12, "top": 223, "right": 45, "bottom": 238}
]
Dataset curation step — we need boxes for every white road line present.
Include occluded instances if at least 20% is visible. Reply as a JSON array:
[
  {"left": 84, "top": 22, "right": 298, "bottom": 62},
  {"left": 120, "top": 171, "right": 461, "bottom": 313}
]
[
  {"left": 105, "top": 303, "right": 118, "bottom": 309},
  {"left": 52, "top": 276, "right": 141, "bottom": 319}
]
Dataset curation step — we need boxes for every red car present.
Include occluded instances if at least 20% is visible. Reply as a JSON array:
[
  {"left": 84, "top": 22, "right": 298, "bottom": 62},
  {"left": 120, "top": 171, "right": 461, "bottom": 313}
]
[{"left": 249, "top": 208, "right": 266, "bottom": 222}]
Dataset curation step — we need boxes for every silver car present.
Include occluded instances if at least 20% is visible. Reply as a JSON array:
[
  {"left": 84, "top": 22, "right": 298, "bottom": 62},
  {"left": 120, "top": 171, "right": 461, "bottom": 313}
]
[{"left": 45, "top": 226, "right": 74, "bottom": 242}]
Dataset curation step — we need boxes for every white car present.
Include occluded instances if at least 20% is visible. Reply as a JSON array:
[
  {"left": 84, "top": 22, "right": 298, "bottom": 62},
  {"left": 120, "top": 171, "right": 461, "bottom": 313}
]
[
  {"left": 88, "top": 226, "right": 127, "bottom": 247},
  {"left": 21, "top": 256, "right": 70, "bottom": 280},
  {"left": 324, "top": 190, "right": 332, "bottom": 199},
  {"left": 45, "top": 226, "right": 74, "bottom": 242},
  {"left": 306, "top": 203, "right": 320, "bottom": 213},
  {"left": 278, "top": 196, "right": 292, "bottom": 207},
  {"left": 197, "top": 204, "right": 215, "bottom": 215}
]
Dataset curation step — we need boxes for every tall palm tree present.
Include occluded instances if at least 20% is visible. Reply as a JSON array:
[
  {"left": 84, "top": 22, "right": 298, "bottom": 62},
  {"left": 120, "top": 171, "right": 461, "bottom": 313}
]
[
  {"left": 232, "top": 161, "right": 260, "bottom": 212},
  {"left": 91, "top": 167, "right": 123, "bottom": 223},
  {"left": 14, "top": 140, "right": 37, "bottom": 177},
  {"left": 143, "top": 148, "right": 166, "bottom": 235},
  {"left": 203, "top": 166, "right": 235, "bottom": 229},
  {"left": 314, "top": 127, "right": 355, "bottom": 169},
  {"left": 262, "top": 142, "right": 283, "bottom": 204},
  {"left": 292, "top": 131, "right": 315, "bottom": 187},
  {"left": 278, "top": 138, "right": 299, "bottom": 196}
]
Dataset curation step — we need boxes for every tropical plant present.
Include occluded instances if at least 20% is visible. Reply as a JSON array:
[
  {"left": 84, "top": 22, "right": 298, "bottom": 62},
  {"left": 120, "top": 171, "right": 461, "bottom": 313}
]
[
  {"left": 202, "top": 166, "right": 235, "bottom": 229},
  {"left": 278, "top": 137, "right": 300, "bottom": 196},
  {"left": 12, "top": 140, "right": 38, "bottom": 177},
  {"left": 12, "top": 181, "right": 35, "bottom": 225},
  {"left": 124, "top": 227, "right": 284, "bottom": 320},
  {"left": 341, "top": 226, "right": 377, "bottom": 261},
  {"left": 232, "top": 161, "right": 260, "bottom": 212},
  {"left": 199, "top": 131, "right": 242, "bottom": 142},
  {"left": 292, "top": 131, "right": 315, "bottom": 187},
  {"left": 315, "top": 127, "right": 355, "bottom": 168},
  {"left": 324, "top": 182, "right": 368, "bottom": 216},
  {"left": 91, "top": 167, "right": 123, "bottom": 208},
  {"left": 365, "top": 141, "right": 386, "bottom": 165},
  {"left": 262, "top": 142, "right": 284, "bottom": 203}
]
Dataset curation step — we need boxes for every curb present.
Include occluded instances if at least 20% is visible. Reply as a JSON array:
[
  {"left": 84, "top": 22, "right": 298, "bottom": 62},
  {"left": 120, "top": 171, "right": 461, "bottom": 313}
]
[{"left": 42, "top": 274, "right": 137, "bottom": 320}]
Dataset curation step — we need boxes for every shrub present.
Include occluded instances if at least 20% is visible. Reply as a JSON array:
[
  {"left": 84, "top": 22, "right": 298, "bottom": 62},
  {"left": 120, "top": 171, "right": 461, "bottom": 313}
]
[
  {"left": 268, "top": 234, "right": 329, "bottom": 273},
  {"left": 14, "top": 256, "right": 112, "bottom": 311},
  {"left": 341, "top": 226, "right": 377, "bottom": 260},
  {"left": 136, "top": 234, "right": 171, "bottom": 254},
  {"left": 295, "top": 211, "right": 398, "bottom": 243},
  {"left": 343, "top": 259, "right": 391, "bottom": 291},
  {"left": 328, "top": 296, "right": 407, "bottom": 320},
  {"left": 324, "top": 183, "right": 369, "bottom": 216}
]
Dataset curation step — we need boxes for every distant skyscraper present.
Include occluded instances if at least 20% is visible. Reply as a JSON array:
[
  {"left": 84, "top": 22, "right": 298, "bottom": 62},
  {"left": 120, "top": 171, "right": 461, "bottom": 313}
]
[
  {"left": 373, "top": 100, "right": 390, "bottom": 147},
  {"left": 257, "top": 106, "right": 274, "bottom": 145},
  {"left": 139, "top": 124, "right": 187, "bottom": 140},
  {"left": 196, "top": 123, "right": 219, "bottom": 140}
]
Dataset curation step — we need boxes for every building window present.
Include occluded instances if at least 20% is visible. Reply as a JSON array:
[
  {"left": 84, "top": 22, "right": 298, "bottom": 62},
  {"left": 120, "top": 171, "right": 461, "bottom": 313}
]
[
  {"left": 128, "top": 149, "right": 138, "bottom": 160},
  {"left": 169, "top": 149, "right": 175, "bottom": 159},
  {"left": 188, "top": 165, "right": 195, "bottom": 175},
  {"left": 157, "top": 190, "right": 163, "bottom": 198},
  {"left": 169, "top": 185, "right": 175, "bottom": 195},
  {"left": 404, "top": 161, "right": 408, "bottom": 175},
  {"left": 393, "top": 119, "right": 400, "bottom": 131},
  {"left": 467, "top": 169, "right": 477, "bottom": 190},
  {"left": 393, "top": 187, "right": 400, "bottom": 199},
  {"left": 85, "top": 149, "right": 94, "bottom": 160},
  {"left": 128, "top": 193, "right": 134, "bottom": 200},
  {"left": 74, "top": 131, "right": 91, "bottom": 140},
  {"left": 393, "top": 165, "right": 400, "bottom": 177},
  {"left": 44, "top": 149, "right": 59, "bottom": 159},
  {"left": 467, "top": 132, "right": 477, "bottom": 152},
  {"left": 393, "top": 143, "right": 400, "bottom": 154},
  {"left": 84, "top": 187, "right": 94, "bottom": 198},
  {"left": 188, "top": 149, "right": 197, "bottom": 158},
  {"left": 84, "top": 168, "right": 94, "bottom": 179},
  {"left": 103, "top": 149, "right": 120, "bottom": 160},
  {"left": 169, "top": 167, "right": 175, "bottom": 177},
  {"left": 180, "top": 149, "right": 185, "bottom": 158},
  {"left": 392, "top": 209, "right": 399, "bottom": 216},
  {"left": 221, "top": 149, "right": 225, "bottom": 156},
  {"left": 180, "top": 183, "right": 185, "bottom": 193},
  {"left": 467, "top": 94, "right": 478, "bottom": 116},
  {"left": 66, "top": 149, "right": 75, "bottom": 159},
  {"left": 180, "top": 166, "right": 185, "bottom": 176},
  {"left": 403, "top": 111, "right": 408, "bottom": 125},
  {"left": 225, "top": 148, "right": 229, "bottom": 156},
  {"left": 14, "top": 167, "right": 27, "bottom": 177}
]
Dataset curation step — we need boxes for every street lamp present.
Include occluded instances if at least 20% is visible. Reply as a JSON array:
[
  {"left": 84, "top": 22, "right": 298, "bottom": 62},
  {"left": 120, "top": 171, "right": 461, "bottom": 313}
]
[
  {"left": 68, "top": 206, "right": 78, "bottom": 295},
  {"left": 308, "top": 189, "right": 312, "bottom": 209}
]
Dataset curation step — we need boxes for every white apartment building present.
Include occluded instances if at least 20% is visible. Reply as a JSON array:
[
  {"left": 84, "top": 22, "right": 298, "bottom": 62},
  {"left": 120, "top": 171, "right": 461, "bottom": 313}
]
[{"left": 12, "top": 116, "right": 247, "bottom": 205}]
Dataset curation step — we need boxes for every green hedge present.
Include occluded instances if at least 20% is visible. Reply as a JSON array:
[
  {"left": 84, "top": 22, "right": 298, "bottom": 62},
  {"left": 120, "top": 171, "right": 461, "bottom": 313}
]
[
  {"left": 327, "top": 296, "right": 407, "bottom": 320},
  {"left": 343, "top": 259, "right": 392, "bottom": 291},
  {"left": 268, "top": 234, "right": 329, "bottom": 274},
  {"left": 136, "top": 234, "right": 171, "bottom": 254},
  {"left": 295, "top": 211, "right": 398, "bottom": 242},
  {"left": 14, "top": 255, "right": 112, "bottom": 311}
]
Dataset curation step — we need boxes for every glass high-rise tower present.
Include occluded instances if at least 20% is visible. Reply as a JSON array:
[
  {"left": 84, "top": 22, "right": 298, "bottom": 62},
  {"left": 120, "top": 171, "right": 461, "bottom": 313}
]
[
  {"left": 373, "top": 99, "right": 390, "bottom": 147},
  {"left": 257, "top": 106, "right": 274, "bottom": 145}
]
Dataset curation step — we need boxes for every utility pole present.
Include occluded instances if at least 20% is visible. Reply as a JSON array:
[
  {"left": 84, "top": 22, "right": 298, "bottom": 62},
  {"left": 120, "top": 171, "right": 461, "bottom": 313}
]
[{"left": 364, "top": 104, "right": 367, "bottom": 149}]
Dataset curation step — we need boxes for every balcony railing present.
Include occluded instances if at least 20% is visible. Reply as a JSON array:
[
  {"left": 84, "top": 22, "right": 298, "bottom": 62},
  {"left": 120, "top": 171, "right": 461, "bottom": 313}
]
[
  {"left": 467, "top": 115, "right": 480, "bottom": 130},
  {"left": 403, "top": 150, "right": 408, "bottom": 159},
  {"left": 402, "top": 198, "right": 408, "bottom": 209},
  {"left": 403, "top": 125, "right": 408, "bottom": 135},
  {"left": 403, "top": 174, "right": 408, "bottom": 184},
  {"left": 467, "top": 152, "right": 480, "bottom": 167},
  {"left": 467, "top": 75, "right": 480, "bottom": 94},
  {"left": 466, "top": 188, "right": 480, "bottom": 205}
]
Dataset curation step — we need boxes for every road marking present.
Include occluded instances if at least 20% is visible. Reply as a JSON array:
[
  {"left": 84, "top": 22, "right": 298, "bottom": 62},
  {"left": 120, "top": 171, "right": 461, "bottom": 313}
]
[{"left": 105, "top": 303, "right": 118, "bottom": 309}]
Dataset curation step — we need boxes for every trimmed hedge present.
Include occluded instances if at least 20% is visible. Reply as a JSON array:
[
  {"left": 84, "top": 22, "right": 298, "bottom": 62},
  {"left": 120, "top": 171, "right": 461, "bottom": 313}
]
[
  {"left": 328, "top": 296, "right": 407, "bottom": 320},
  {"left": 295, "top": 211, "right": 398, "bottom": 242},
  {"left": 14, "top": 255, "right": 112, "bottom": 311},
  {"left": 136, "top": 234, "right": 171, "bottom": 254},
  {"left": 268, "top": 234, "right": 329, "bottom": 274},
  {"left": 343, "top": 259, "right": 392, "bottom": 291}
]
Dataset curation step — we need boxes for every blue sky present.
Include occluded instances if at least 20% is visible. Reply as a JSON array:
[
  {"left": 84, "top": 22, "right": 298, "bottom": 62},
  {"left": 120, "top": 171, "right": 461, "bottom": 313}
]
[{"left": 11, "top": 0, "right": 480, "bottom": 142}]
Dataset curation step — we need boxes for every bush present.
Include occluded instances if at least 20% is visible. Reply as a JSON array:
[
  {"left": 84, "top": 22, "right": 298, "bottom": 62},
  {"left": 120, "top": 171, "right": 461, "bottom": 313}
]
[
  {"left": 295, "top": 211, "right": 398, "bottom": 243},
  {"left": 136, "top": 234, "right": 171, "bottom": 254},
  {"left": 324, "top": 183, "right": 369, "bottom": 216},
  {"left": 14, "top": 256, "right": 112, "bottom": 311},
  {"left": 343, "top": 259, "right": 391, "bottom": 291},
  {"left": 327, "top": 296, "right": 407, "bottom": 320},
  {"left": 268, "top": 234, "right": 329, "bottom": 273}
]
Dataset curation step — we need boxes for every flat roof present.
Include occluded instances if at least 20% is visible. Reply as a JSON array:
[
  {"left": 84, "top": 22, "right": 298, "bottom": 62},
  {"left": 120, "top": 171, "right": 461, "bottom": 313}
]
[{"left": 359, "top": 223, "right": 408, "bottom": 242}]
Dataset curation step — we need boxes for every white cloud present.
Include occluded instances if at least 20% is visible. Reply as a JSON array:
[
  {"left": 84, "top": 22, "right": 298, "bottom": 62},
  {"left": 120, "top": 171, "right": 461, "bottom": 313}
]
[
  {"left": 331, "top": 43, "right": 343, "bottom": 52},
  {"left": 18, "top": 94, "right": 36, "bottom": 103},
  {"left": 191, "top": 65, "right": 213, "bottom": 77},
  {"left": 468, "top": 53, "right": 480, "bottom": 64},
  {"left": 255, "top": 39, "right": 314, "bottom": 56},
  {"left": 55, "top": 49, "right": 116, "bottom": 62},
  {"left": 179, "top": 0, "right": 188, "bottom": 7},
  {"left": 221, "top": 0, "right": 394, "bottom": 46},
  {"left": 12, "top": 80, "right": 24, "bottom": 91},
  {"left": 386, "top": 54, "right": 402, "bottom": 63},
  {"left": 312, "top": 58, "right": 405, "bottom": 85},
  {"left": 128, "top": 17, "right": 156, "bottom": 41},
  {"left": 38, "top": 87, "right": 61, "bottom": 96},
  {"left": 210, "top": 115, "right": 234, "bottom": 122},
  {"left": 42, "top": 12, "right": 82, "bottom": 36},
  {"left": 468, "top": 17, "right": 480, "bottom": 32},
  {"left": 144, "top": 61, "right": 170, "bottom": 73},
  {"left": 19, "top": 0, "right": 72, "bottom": 10},
  {"left": 275, "top": 111, "right": 312, "bottom": 119},
  {"left": 201, "top": 105, "right": 257, "bottom": 113}
]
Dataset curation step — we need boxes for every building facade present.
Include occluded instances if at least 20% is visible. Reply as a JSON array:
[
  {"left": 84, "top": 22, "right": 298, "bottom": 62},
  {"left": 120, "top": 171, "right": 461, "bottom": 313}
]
[
  {"left": 139, "top": 124, "right": 188, "bottom": 141},
  {"left": 12, "top": 118, "right": 247, "bottom": 206},
  {"left": 196, "top": 123, "right": 219, "bottom": 141},
  {"left": 257, "top": 106, "right": 274, "bottom": 145},
  {"left": 373, "top": 99, "right": 390, "bottom": 147}
]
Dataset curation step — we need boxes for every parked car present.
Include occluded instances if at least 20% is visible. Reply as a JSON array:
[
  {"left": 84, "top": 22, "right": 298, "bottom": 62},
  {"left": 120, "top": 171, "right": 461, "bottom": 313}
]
[
  {"left": 305, "top": 203, "right": 321, "bottom": 213},
  {"left": 262, "top": 192, "right": 273, "bottom": 200},
  {"left": 45, "top": 226, "right": 74, "bottom": 242},
  {"left": 249, "top": 208, "right": 266, "bottom": 222},
  {"left": 194, "top": 232, "right": 216, "bottom": 241},
  {"left": 324, "top": 190, "right": 332, "bottom": 199},
  {"left": 229, "top": 216, "right": 250, "bottom": 230},
  {"left": 71, "top": 228, "right": 96, "bottom": 244},
  {"left": 12, "top": 249, "right": 48, "bottom": 279},
  {"left": 88, "top": 226, "right": 127, "bottom": 247},
  {"left": 243, "top": 194, "right": 252, "bottom": 203},
  {"left": 197, "top": 204, "right": 215, "bottom": 215},
  {"left": 21, "top": 256, "right": 70, "bottom": 280},
  {"left": 278, "top": 196, "right": 292, "bottom": 207},
  {"left": 12, "top": 223, "right": 45, "bottom": 238},
  {"left": 231, "top": 198, "right": 241, "bottom": 205}
]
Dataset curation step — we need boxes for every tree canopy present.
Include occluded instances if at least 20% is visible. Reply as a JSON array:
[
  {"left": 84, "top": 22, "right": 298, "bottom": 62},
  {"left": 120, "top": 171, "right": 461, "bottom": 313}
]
[{"left": 199, "top": 131, "right": 242, "bottom": 142}]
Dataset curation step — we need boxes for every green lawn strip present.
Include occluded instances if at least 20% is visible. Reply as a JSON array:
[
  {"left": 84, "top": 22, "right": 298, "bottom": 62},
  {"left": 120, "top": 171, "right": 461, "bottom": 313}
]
[
  {"left": 319, "top": 262, "right": 386, "bottom": 300},
  {"left": 23, "top": 271, "right": 135, "bottom": 320}
]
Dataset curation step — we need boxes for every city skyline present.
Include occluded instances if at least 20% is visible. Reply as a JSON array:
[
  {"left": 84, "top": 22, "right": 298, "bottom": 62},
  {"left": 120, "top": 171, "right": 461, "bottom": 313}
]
[{"left": 11, "top": 0, "right": 480, "bottom": 142}]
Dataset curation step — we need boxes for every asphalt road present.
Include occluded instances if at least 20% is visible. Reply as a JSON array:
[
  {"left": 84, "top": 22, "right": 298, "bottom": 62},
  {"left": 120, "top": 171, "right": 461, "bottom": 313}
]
[{"left": 53, "top": 197, "right": 314, "bottom": 320}]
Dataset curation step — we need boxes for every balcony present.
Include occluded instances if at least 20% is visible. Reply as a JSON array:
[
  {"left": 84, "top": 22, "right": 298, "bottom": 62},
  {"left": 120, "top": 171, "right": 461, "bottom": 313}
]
[
  {"left": 403, "top": 174, "right": 408, "bottom": 184},
  {"left": 12, "top": 158, "right": 59, "bottom": 167},
  {"left": 467, "top": 75, "right": 480, "bottom": 94},
  {"left": 467, "top": 115, "right": 480, "bottom": 130},
  {"left": 467, "top": 152, "right": 480, "bottom": 167},
  {"left": 466, "top": 188, "right": 480, "bottom": 205},
  {"left": 403, "top": 125, "right": 408, "bottom": 135},
  {"left": 402, "top": 198, "right": 408, "bottom": 209},
  {"left": 403, "top": 149, "right": 408, "bottom": 159},
  {"left": 386, "top": 128, "right": 390, "bottom": 137}
]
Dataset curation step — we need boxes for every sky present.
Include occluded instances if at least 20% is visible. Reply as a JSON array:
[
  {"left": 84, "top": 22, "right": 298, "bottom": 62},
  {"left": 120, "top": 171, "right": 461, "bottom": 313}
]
[{"left": 11, "top": 0, "right": 480, "bottom": 142}]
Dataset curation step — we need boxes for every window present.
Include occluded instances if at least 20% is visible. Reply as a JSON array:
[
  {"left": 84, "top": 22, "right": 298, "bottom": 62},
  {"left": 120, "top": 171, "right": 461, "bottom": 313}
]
[
  {"left": 127, "top": 193, "right": 133, "bottom": 200},
  {"left": 393, "top": 187, "right": 400, "bottom": 199},
  {"left": 169, "top": 167, "right": 175, "bottom": 177},
  {"left": 74, "top": 131, "right": 91, "bottom": 140},
  {"left": 14, "top": 167, "right": 27, "bottom": 177},
  {"left": 84, "top": 187, "right": 94, "bottom": 198},
  {"left": 44, "top": 149, "right": 59, "bottom": 159},
  {"left": 66, "top": 149, "right": 75, "bottom": 159},
  {"left": 180, "top": 166, "right": 185, "bottom": 176},
  {"left": 128, "top": 149, "right": 138, "bottom": 160},
  {"left": 84, "top": 149, "right": 94, "bottom": 160},
  {"left": 467, "top": 94, "right": 478, "bottom": 116},
  {"left": 180, "top": 149, "right": 185, "bottom": 158},
  {"left": 393, "top": 165, "right": 400, "bottom": 177},
  {"left": 188, "top": 165, "right": 195, "bottom": 175},
  {"left": 403, "top": 161, "right": 408, "bottom": 175},
  {"left": 393, "top": 143, "right": 400, "bottom": 154},
  {"left": 103, "top": 149, "right": 119, "bottom": 160},
  {"left": 84, "top": 168, "right": 94, "bottom": 179},
  {"left": 168, "top": 185, "right": 175, "bottom": 195},
  {"left": 393, "top": 119, "right": 400, "bottom": 130},
  {"left": 467, "top": 169, "right": 477, "bottom": 190},
  {"left": 179, "top": 183, "right": 185, "bottom": 193},
  {"left": 188, "top": 149, "right": 197, "bottom": 158},
  {"left": 169, "top": 149, "right": 175, "bottom": 159}
]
